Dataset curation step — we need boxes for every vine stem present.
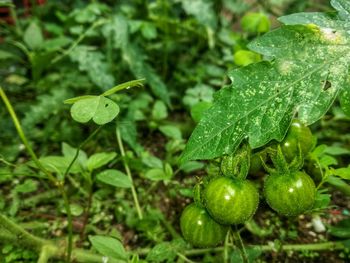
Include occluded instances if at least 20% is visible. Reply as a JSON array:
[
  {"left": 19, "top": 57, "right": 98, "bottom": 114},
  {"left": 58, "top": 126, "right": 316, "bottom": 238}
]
[
  {"left": 0, "top": 216, "right": 123, "bottom": 263},
  {"left": 0, "top": 87, "right": 73, "bottom": 262},
  {"left": 0, "top": 214, "right": 346, "bottom": 261},
  {"left": 116, "top": 127, "right": 143, "bottom": 220},
  {"left": 38, "top": 245, "right": 58, "bottom": 263},
  {"left": 176, "top": 252, "right": 195, "bottom": 263},
  {"left": 223, "top": 229, "right": 230, "bottom": 263},
  {"left": 136, "top": 241, "right": 345, "bottom": 256},
  {"left": 0, "top": 87, "right": 56, "bottom": 183},
  {"left": 0, "top": 214, "right": 47, "bottom": 250}
]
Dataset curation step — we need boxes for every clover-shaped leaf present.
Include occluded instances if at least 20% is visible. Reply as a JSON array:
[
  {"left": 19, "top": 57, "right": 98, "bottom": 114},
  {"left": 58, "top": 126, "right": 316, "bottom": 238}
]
[{"left": 70, "top": 96, "right": 119, "bottom": 125}]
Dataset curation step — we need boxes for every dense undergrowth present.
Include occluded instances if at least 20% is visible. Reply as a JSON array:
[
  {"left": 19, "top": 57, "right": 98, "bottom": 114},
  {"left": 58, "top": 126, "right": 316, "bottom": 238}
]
[{"left": 1, "top": 0, "right": 350, "bottom": 262}]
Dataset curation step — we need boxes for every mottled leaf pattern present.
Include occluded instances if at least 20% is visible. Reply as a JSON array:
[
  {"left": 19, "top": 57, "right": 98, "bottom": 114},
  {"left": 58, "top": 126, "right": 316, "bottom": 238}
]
[
  {"left": 181, "top": 1, "right": 350, "bottom": 162},
  {"left": 69, "top": 45, "right": 115, "bottom": 90}
]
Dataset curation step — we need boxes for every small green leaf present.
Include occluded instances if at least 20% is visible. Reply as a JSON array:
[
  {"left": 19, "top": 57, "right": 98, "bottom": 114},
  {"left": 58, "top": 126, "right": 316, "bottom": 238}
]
[
  {"left": 152, "top": 100, "right": 168, "bottom": 120},
  {"left": 324, "top": 145, "right": 350, "bottom": 155},
  {"left": 190, "top": 101, "right": 212, "bottom": 123},
  {"left": 0, "top": 50, "right": 18, "bottom": 60},
  {"left": 332, "top": 167, "right": 350, "bottom": 180},
  {"left": 145, "top": 168, "right": 169, "bottom": 181},
  {"left": 61, "top": 204, "right": 84, "bottom": 216},
  {"left": 96, "top": 169, "right": 132, "bottom": 188},
  {"left": 164, "top": 163, "right": 173, "bottom": 179},
  {"left": 326, "top": 176, "right": 350, "bottom": 196},
  {"left": 89, "top": 235, "right": 127, "bottom": 260},
  {"left": 146, "top": 239, "right": 186, "bottom": 263},
  {"left": 159, "top": 125, "right": 182, "bottom": 140},
  {"left": 42, "top": 36, "right": 72, "bottom": 51},
  {"left": 87, "top": 152, "right": 117, "bottom": 171},
  {"left": 310, "top": 144, "right": 327, "bottom": 158},
  {"left": 14, "top": 179, "right": 38, "bottom": 193},
  {"left": 24, "top": 22, "right": 44, "bottom": 50},
  {"left": 142, "top": 155, "right": 163, "bottom": 169},
  {"left": 70, "top": 96, "right": 120, "bottom": 125},
  {"left": 313, "top": 190, "right": 331, "bottom": 210},
  {"left": 319, "top": 155, "right": 338, "bottom": 167},
  {"left": 241, "top": 12, "right": 270, "bottom": 33},
  {"left": 329, "top": 219, "right": 350, "bottom": 238},
  {"left": 37, "top": 156, "right": 81, "bottom": 175},
  {"left": 141, "top": 23, "right": 157, "bottom": 40},
  {"left": 5, "top": 74, "right": 28, "bottom": 85},
  {"left": 231, "top": 247, "right": 262, "bottom": 263},
  {"left": 181, "top": 0, "right": 217, "bottom": 30},
  {"left": 183, "top": 84, "right": 214, "bottom": 108},
  {"left": 179, "top": 161, "right": 205, "bottom": 173}
]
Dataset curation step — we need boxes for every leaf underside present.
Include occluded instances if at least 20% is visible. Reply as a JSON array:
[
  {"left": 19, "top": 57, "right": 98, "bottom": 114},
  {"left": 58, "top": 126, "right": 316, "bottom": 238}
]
[{"left": 181, "top": 0, "right": 350, "bottom": 162}]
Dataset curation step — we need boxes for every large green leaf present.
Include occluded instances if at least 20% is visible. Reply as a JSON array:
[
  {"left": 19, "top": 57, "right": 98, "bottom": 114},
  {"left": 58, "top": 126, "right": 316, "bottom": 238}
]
[
  {"left": 331, "top": 0, "right": 350, "bottom": 20},
  {"left": 181, "top": 3, "right": 350, "bottom": 162}
]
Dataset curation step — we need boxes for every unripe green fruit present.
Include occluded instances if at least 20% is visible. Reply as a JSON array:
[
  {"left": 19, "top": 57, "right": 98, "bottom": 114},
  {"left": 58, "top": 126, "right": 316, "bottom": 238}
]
[
  {"left": 281, "top": 119, "right": 313, "bottom": 161},
  {"left": 204, "top": 177, "right": 259, "bottom": 225},
  {"left": 264, "top": 171, "right": 316, "bottom": 216},
  {"left": 249, "top": 152, "right": 267, "bottom": 176},
  {"left": 180, "top": 203, "right": 228, "bottom": 247}
]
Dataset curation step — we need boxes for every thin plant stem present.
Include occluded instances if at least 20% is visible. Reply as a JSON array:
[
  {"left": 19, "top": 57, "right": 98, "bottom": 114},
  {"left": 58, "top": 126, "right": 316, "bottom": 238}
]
[
  {"left": 0, "top": 87, "right": 57, "bottom": 184},
  {"left": 63, "top": 126, "right": 103, "bottom": 181},
  {"left": 60, "top": 125, "right": 101, "bottom": 262},
  {"left": 0, "top": 87, "right": 73, "bottom": 263},
  {"left": 38, "top": 245, "right": 58, "bottom": 263},
  {"left": 223, "top": 229, "right": 230, "bottom": 263},
  {"left": 232, "top": 226, "right": 249, "bottom": 263},
  {"left": 62, "top": 191, "right": 73, "bottom": 262},
  {"left": 116, "top": 127, "right": 143, "bottom": 220},
  {"left": 160, "top": 216, "right": 180, "bottom": 239},
  {"left": 79, "top": 184, "right": 93, "bottom": 241},
  {"left": 51, "top": 19, "right": 107, "bottom": 65},
  {"left": 177, "top": 252, "right": 196, "bottom": 263},
  {"left": 136, "top": 241, "right": 345, "bottom": 256}
]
